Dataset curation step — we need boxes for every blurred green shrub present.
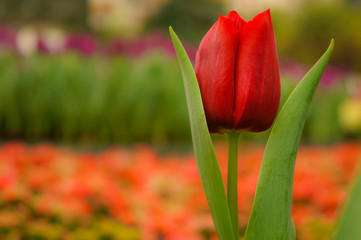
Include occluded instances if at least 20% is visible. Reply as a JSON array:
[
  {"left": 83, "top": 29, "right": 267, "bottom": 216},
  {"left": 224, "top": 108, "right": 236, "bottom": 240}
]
[
  {"left": 273, "top": 2, "right": 361, "bottom": 71},
  {"left": 0, "top": 52, "right": 190, "bottom": 145},
  {"left": 148, "top": 1, "right": 361, "bottom": 71},
  {"left": 146, "top": 0, "right": 222, "bottom": 44},
  {"left": 0, "top": 52, "right": 356, "bottom": 145}
]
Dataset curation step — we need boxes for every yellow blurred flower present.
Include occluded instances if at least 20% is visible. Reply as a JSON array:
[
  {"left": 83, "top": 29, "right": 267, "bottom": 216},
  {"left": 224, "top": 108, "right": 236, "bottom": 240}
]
[{"left": 338, "top": 98, "right": 361, "bottom": 132}]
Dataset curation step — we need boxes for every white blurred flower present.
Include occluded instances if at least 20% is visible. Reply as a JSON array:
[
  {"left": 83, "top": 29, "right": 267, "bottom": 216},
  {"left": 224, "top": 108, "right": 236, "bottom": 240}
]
[
  {"left": 89, "top": 0, "right": 168, "bottom": 37},
  {"left": 40, "top": 28, "right": 66, "bottom": 54},
  {"left": 16, "top": 27, "right": 38, "bottom": 56}
]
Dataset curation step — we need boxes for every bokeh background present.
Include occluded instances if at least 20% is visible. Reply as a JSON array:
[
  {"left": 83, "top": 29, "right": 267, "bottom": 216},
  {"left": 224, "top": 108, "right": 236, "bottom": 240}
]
[{"left": 0, "top": 0, "right": 360, "bottom": 239}]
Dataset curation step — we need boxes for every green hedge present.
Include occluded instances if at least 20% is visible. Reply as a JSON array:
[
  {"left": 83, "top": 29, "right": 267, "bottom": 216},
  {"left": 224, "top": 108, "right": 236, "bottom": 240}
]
[
  {"left": 0, "top": 52, "right": 190, "bottom": 144},
  {"left": 0, "top": 52, "right": 354, "bottom": 145}
]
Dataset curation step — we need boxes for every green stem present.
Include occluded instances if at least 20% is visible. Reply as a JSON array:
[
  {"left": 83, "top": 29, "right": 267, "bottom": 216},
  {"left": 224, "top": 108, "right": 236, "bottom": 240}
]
[{"left": 227, "top": 131, "right": 240, "bottom": 240}]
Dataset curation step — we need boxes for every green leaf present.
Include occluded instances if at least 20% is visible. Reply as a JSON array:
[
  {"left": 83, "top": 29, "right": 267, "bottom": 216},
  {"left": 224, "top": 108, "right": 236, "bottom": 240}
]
[
  {"left": 169, "top": 27, "right": 235, "bottom": 240},
  {"left": 333, "top": 164, "right": 361, "bottom": 240},
  {"left": 245, "top": 40, "right": 334, "bottom": 240}
]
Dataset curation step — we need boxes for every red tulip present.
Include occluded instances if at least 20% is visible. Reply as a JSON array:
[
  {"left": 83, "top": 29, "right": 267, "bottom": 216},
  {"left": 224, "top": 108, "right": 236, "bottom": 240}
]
[{"left": 195, "top": 10, "right": 280, "bottom": 133}]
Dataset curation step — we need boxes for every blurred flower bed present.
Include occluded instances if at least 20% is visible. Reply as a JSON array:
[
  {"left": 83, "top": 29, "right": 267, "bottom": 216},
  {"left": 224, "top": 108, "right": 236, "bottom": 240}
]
[
  {"left": 0, "top": 26, "right": 361, "bottom": 144},
  {"left": 0, "top": 142, "right": 360, "bottom": 239}
]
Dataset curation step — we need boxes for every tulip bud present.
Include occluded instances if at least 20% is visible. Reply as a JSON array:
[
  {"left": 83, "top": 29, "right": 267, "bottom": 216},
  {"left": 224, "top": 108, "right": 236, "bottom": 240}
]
[{"left": 195, "top": 10, "right": 280, "bottom": 133}]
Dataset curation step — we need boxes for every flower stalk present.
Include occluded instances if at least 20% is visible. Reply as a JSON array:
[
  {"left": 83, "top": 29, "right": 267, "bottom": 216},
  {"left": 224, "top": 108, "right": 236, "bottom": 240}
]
[{"left": 227, "top": 131, "right": 240, "bottom": 240}]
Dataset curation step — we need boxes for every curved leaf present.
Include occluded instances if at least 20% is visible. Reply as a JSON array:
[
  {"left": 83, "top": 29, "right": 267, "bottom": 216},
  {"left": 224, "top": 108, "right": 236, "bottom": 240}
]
[
  {"left": 333, "top": 164, "right": 361, "bottom": 240},
  {"left": 245, "top": 40, "right": 334, "bottom": 240},
  {"left": 169, "top": 27, "right": 235, "bottom": 240}
]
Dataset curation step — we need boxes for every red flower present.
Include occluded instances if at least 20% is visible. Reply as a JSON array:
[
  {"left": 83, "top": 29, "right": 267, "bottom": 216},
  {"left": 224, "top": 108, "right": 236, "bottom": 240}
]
[{"left": 195, "top": 10, "right": 280, "bottom": 133}]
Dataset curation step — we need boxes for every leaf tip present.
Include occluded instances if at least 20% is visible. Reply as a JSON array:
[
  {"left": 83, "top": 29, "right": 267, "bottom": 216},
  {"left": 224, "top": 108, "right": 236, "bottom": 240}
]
[
  {"left": 323, "top": 39, "right": 334, "bottom": 59},
  {"left": 329, "top": 38, "right": 335, "bottom": 51},
  {"left": 169, "top": 26, "right": 178, "bottom": 44}
]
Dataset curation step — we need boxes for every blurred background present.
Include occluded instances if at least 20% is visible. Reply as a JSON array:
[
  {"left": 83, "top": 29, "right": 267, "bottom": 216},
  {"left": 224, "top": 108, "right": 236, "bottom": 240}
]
[{"left": 0, "top": 0, "right": 360, "bottom": 239}]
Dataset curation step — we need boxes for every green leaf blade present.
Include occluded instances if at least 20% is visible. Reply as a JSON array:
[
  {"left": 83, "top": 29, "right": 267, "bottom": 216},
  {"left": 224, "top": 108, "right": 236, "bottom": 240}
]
[
  {"left": 169, "top": 27, "right": 235, "bottom": 240},
  {"left": 245, "top": 40, "right": 334, "bottom": 240},
  {"left": 333, "top": 165, "right": 361, "bottom": 240}
]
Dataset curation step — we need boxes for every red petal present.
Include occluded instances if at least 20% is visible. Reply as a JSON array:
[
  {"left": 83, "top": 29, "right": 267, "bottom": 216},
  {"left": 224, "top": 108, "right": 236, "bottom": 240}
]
[
  {"left": 225, "top": 11, "right": 247, "bottom": 31},
  {"left": 195, "top": 15, "right": 240, "bottom": 133},
  {"left": 234, "top": 9, "right": 280, "bottom": 132}
]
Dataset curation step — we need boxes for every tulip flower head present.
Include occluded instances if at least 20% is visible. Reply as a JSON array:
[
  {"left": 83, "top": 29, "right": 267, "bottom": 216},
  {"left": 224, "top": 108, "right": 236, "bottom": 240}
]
[{"left": 195, "top": 10, "right": 280, "bottom": 133}]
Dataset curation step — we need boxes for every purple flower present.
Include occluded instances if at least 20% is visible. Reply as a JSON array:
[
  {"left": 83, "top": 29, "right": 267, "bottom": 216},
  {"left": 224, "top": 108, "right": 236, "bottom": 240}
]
[
  {"left": 320, "top": 66, "right": 346, "bottom": 86},
  {"left": 0, "top": 26, "right": 16, "bottom": 49},
  {"left": 65, "top": 34, "right": 99, "bottom": 55},
  {"left": 281, "top": 59, "right": 346, "bottom": 87},
  {"left": 108, "top": 31, "right": 197, "bottom": 61}
]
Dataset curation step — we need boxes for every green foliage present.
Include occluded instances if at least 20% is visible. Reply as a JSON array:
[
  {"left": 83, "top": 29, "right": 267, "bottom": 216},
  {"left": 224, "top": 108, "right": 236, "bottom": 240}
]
[
  {"left": 274, "top": 2, "right": 361, "bottom": 70},
  {"left": 0, "top": 214, "right": 139, "bottom": 240},
  {"left": 245, "top": 40, "right": 333, "bottom": 240},
  {"left": 146, "top": 0, "right": 223, "bottom": 44},
  {"left": 0, "top": 52, "right": 190, "bottom": 145},
  {"left": 0, "top": 0, "right": 87, "bottom": 29},
  {"left": 333, "top": 164, "right": 361, "bottom": 240},
  {"left": 0, "top": 50, "right": 354, "bottom": 145},
  {"left": 170, "top": 26, "right": 234, "bottom": 240},
  {"left": 149, "top": 1, "right": 361, "bottom": 70}
]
